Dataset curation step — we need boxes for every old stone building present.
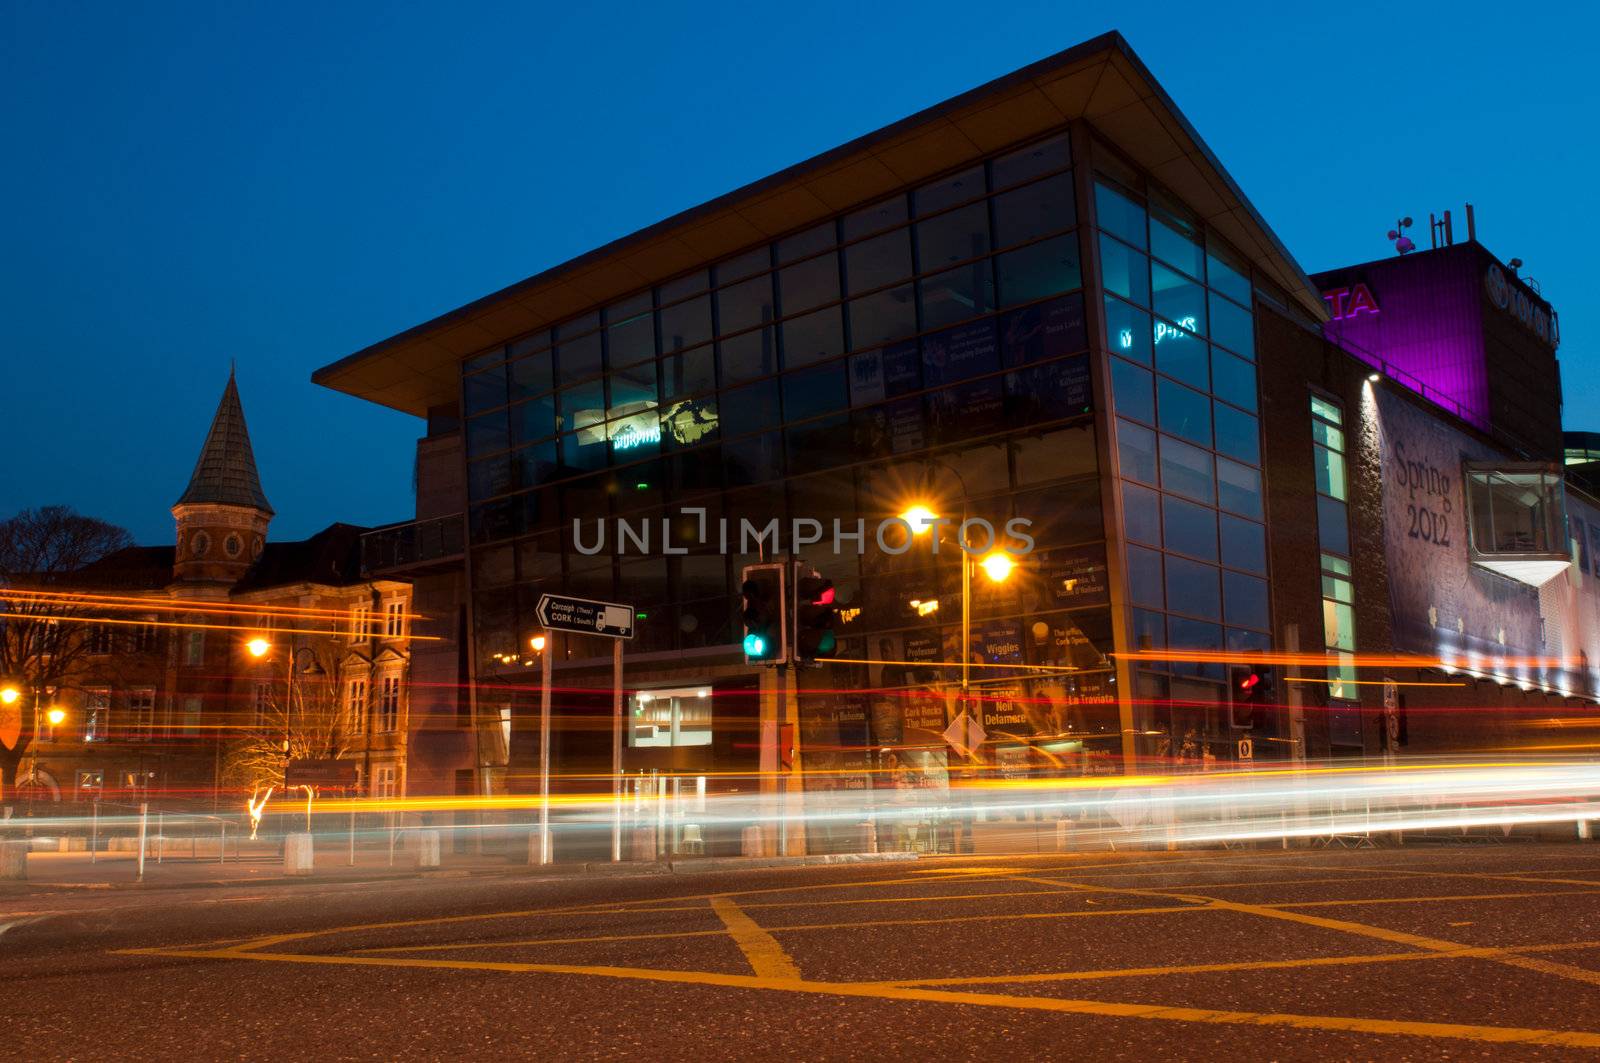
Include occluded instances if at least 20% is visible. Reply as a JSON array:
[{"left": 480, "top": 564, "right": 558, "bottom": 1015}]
[{"left": 17, "top": 372, "right": 437, "bottom": 807}]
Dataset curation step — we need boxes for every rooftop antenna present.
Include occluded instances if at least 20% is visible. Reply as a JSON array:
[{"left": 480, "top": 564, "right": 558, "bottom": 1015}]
[
  {"left": 1508, "top": 257, "right": 1523, "bottom": 277},
  {"left": 1387, "top": 217, "right": 1416, "bottom": 255}
]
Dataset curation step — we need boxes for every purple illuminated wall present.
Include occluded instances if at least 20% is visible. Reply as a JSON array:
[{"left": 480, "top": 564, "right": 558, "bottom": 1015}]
[{"left": 1313, "top": 244, "right": 1491, "bottom": 430}]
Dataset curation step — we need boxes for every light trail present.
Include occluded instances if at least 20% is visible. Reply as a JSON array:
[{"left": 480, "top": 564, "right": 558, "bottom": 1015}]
[
  {"left": 0, "top": 610, "right": 441, "bottom": 641},
  {"left": 0, "top": 587, "right": 430, "bottom": 621}
]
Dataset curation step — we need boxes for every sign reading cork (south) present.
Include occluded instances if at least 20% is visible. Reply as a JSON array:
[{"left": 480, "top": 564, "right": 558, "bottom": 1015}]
[{"left": 536, "top": 594, "right": 635, "bottom": 639}]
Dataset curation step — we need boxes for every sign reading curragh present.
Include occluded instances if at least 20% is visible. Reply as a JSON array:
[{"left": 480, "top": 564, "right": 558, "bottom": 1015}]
[{"left": 536, "top": 593, "right": 635, "bottom": 639}]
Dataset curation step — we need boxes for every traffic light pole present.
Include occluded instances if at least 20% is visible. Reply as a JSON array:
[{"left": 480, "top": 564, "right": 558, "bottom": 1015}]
[
  {"left": 611, "top": 639, "right": 623, "bottom": 863},
  {"left": 538, "top": 630, "right": 552, "bottom": 865}
]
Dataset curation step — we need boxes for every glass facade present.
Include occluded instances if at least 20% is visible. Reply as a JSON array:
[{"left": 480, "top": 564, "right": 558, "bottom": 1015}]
[
  {"left": 460, "top": 132, "right": 1102, "bottom": 681},
  {"left": 457, "top": 124, "right": 1277, "bottom": 783},
  {"left": 1097, "top": 168, "right": 1269, "bottom": 757}
]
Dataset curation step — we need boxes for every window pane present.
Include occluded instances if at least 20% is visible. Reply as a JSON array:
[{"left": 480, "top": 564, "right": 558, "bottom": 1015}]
[
  {"left": 1123, "top": 482, "right": 1160, "bottom": 546},
  {"left": 1165, "top": 556, "right": 1221, "bottom": 620},
  {"left": 1103, "top": 296, "right": 1152, "bottom": 366},
  {"left": 844, "top": 228, "right": 912, "bottom": 295},
  {"left": 847, "top": 286, "right": 915, "bottom": 349},
  {"left": 993, "top": 173, "right": 1075, "bottom": 247},
  {"left": 1317, "top": 495, "right": 1351, "bottom": 556},
  {"left": 1159, "top": 435, "right": 1214, "bottom": 503},
  {"left": 1110, "top": 357, "right": 1155, "bottom": 424},
  {"left": 996, "top": 235, "right": 1081, "bottom": 308},
  {"left": 1213, "top": 404, "right": 1260, "bottom": 465},
  {"left": 1211, "top": 349, "right": 1257, "bottom": 412},
  {"left": 1206, "top": 240, "right": 1251, "bottom": 304},
  {"left": 1324, "top": 599, "right": 1356, "bottom": 652},
  {"left": 1220, "top": 514, "right": 1266, "bottom": 573},
  {"left": 465, "top": 411, "right": 509, "bottom": 458},
  {"left": 1223, "top": 571, "right": 1270, "bottom": 630},
  {"left": 1314, "top": 443, "right": 1348, "bottom": 500},
  {"left": 1132, "top": 608, "right": 1165, "bottom": 652},
  {"left": 781, "top": 305, "right": 844, "bottom": 369},
  {"left": 778, "top": 253, "right": 839, "bottom": 316},
  {"left": 1217, "top": 458, "right": 1263, "bottom": 519},
  {"left": 725, "top": 430, "right": 784, "bottom": 485},
  {"left": 992, "top": 133, "right": 1070, "bottom": 190},
  {"left": 1310, "top": 395, "right": 1342, "bottom": 424},
  {"left": 606, "top": 304, "right": 656, "bottom": 368},
  {"left": 659, "top": 295, "right": 713, "bottom": 351},
  {"left": 1150, "top": 202, "right": 1203, "bottom": 279},
  {"left": 1153, "top": 263, "right": 1207, "bottom": 339},
  {"left": 511, "top": 395, "right": 557, "bottom": 444},
  {"left": 914, "top": 165, "right": 984, "bottom": 215},
  {"left": 720, "top": 379, "right": 781, "bottom": 439},
  {"left": 1155, "top": 326, "right": 1207, "bottom": 391},
  {"left": 782, "top": 362, "right": 849, "bottom": 423},
  {"left": 1094, "top": 181, "right": 1146, "bottom": 249},
  {"left": 717, "top": 273, "right": 775, "bottom": 337},
  {"left": 720, "top": 328, "right": 777, "bottom": 384},
  {"left": 556, "top": 332, "right": 603, "bottom": 384},
  {"left": 777, "top": 222, "right": 835, "bottom": 265},
  {"left": 1098, "top": 235, "right": 1149, "bottom": 305},
  {"left": 714, "top": 246, "right": 770, "bottom": 286},
  {"left": 1162, "top": 496, "right": 1218, "bottom": 561},
  {"left": 659, "top": 270, "right": 709, "bottom": 303},
  {"left": 509, "top": 352, "right": 553, "bottom": 403},
  {"left": 1157, "top": 378, "right": 1212, "bottom": 446},
  {"left": 1209, "top": 291, "right": 1254, "bottom": 358},
  {"left": 916, "top": 202, "right": 990, "bottom": 269},
  {"left": 1127, "top": 544, "right": 1164, "bottom": 609},
  {"left": 662, "top": 344, "right": 716, "bottom": 399},
  {"left": 1117, "top": 419, "right": 1158, "bottom": 485},
  {"left": 1312, "top": 419, "right": 1344, "bottom": 451},
  {"left": 843, "top": 196, "right": 908, "bottom": 241},
  {"left": 919, "top": 262, "right": 994, "bottom": 329},
  {"left": 463, "top": 365, "right": 508, "bottom": 416}
]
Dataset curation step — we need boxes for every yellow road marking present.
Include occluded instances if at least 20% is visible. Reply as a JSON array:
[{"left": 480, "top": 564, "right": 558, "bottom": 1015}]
[
  {"left": 878, "top": 939, "right": 1600, "bottom": 988},
  {"left": 710, "top": 898, "right": 801, "bottom": 980},
  {"left": 356, "top": 902, "right": 1208, "bottom": 954},
  {"left": 112, "top": 944, "right": 1600, "bottom": 1049},
  {"left": 1022, "top": 874, "right": 1600, "bottom": 991}
]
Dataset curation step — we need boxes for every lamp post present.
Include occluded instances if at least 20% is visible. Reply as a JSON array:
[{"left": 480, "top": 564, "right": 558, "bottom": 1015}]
[
  {"left": 898, "top": 504, "right": 1016, "bottom": 693},
  {"left": 245, "top": 637, "right": 325, "bottom": 769}
]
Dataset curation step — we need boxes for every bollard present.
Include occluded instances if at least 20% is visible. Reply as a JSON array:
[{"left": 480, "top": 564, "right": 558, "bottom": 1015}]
[
  {"left": 414, "top": 830, "right": 441, "bottom": 869},
  {"left": 861, "top": 817, "right": 879, "bottom": 854},
  {"left": 1055, "top": 819, "right": 1075, "bottom": 852},
  {"left": 0, "top": 839, "right": 28, "bottom": 880},
  {"left": 137, "top": 803, "right": 148, "bottom": 881},
  {"left": 284, "top": 832, "right": 314, "bottom": 876},
  {"left": 1580, "top": 819, "right": 1593, "bottom": 841},
  {"left": 219, "top": 822, "right": 226, "bottom": 864},
  {"left": 630, "top": 826, "right": 656, "bottom": 862},
  {"left": 741, "top": 825, "right": 764, "bottom": 857}
]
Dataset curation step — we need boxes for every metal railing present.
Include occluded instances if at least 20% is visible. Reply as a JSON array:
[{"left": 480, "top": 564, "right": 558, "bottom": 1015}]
[{"left": 361, "top": 513, "right": 464, "bottom": 575}]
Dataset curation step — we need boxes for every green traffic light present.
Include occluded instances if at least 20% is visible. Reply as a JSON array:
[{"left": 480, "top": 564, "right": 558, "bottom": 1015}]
[{"left": 743, "top": 632, "right": 767, "bottom": 657}]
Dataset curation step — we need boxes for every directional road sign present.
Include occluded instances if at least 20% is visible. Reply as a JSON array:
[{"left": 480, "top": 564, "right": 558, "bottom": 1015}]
[
  {"left": 536, "top": 594, "right": 635, "bottom": 639},
  {"left": 942, "top": 711, "right": 987, "bottom": 756}
]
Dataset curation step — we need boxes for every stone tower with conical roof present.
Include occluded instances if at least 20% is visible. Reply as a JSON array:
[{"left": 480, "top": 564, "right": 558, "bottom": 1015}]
[{"left": 171, "top": 369, "right": 273, "bottom": 586}]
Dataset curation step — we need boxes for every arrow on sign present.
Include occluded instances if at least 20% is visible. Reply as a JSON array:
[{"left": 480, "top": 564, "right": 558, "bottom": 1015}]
[{"left": 535, "top": 594, "right": 635, "bottom": 639}]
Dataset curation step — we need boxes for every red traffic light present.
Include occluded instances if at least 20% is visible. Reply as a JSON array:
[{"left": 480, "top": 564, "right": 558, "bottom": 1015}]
[{"left": 1239, "top": 671, "right": 1260, "bottom": 692}]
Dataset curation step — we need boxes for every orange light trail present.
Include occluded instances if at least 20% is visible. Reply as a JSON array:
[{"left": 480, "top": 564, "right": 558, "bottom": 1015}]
[
  {"left": 0, "top": 610, "right": 440, "bottom": 641},
  {"left": 1283, "top": 676, "right": 1466, "bottom": 688},
  {"left": 1116, "top": 649, "right": 1587, "bottom": 670},
  {"left": 1, "top": 587, "right": 429, "bottom": 621}
]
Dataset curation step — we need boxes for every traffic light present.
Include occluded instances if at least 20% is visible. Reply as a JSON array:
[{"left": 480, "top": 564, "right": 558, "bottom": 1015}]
[
  {"left": 792, "top": 570, "right": 838, "bottom": 664},
  {"left": 1230, "top": 664, "right": 1272, "bottom": 728},
  {"left": 740, "top": 563, "right": 787, "bottom": 665}
]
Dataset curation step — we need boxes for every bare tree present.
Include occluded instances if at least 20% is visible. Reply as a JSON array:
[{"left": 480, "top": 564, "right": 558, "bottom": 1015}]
[
  {"left": 220, "top": 650, "right": 352, "bottom": 793},
  {"left": 0, "top": 506, "right": 134, "bottom": 795}
]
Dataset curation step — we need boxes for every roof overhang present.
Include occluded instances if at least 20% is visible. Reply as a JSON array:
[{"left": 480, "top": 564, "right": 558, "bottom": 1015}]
[{"left": 313, "top": 31, "right": 1326, "bottom": 417}]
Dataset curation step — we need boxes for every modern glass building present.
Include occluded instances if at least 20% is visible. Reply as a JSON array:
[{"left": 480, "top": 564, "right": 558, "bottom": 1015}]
[{"left": 318, "top": 32, "right": 1339, "bottom": 834}]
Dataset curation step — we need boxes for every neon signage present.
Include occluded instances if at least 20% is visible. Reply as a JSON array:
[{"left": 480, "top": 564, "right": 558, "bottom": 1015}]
[
  {"left": 1322, "top": 283, "right": 1379, "bottom": 321},
  {"left": 1119, "top": 316, "right": 1198, "bottom": 350}
]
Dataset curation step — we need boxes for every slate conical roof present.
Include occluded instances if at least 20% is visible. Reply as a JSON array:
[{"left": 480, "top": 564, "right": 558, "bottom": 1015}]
[{"left": 174, "top": 369, "right": 273, "bottom": 514}]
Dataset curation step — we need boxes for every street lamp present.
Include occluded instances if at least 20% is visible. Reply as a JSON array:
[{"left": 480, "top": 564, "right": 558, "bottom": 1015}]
[
  {"left": 897, "top": 502, "right": 1019, "bottom": 692},
  {"left": 246, "top": 637, "right": 271, "bottom": 659},
  {"left": 0, "top": 686, "right": 19, "bottom": 705},
  {"left": 45, "top": 707, "right": 65, "bottom": 727}
]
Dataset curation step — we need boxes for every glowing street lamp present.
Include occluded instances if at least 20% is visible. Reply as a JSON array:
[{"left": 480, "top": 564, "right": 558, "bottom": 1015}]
[
  {"left": 45, "top": 707, "right": 66, "bottom": 727},
  {"left": 899, "top": 505, "right": 937, "bottom": 535},
  {"left": 245, "top": 637, "right": 271, "bottom": 659},
  {"left": 0, "top": 686, "right": 19, "bottom": 705},
  {"left": 979, "top": 552, "right": 1015, "bottom": 583},
  {"left": 529, "top": 634, "right": 547, "bottom": 653}
]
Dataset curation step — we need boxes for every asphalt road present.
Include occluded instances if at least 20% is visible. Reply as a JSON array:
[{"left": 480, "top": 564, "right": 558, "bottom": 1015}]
[{"left": 8, "top": 843, "right": 1600, "bottom": 1060}]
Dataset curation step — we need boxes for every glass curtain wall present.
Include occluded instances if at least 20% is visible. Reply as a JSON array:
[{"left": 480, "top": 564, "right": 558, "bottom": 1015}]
[{"left": 1095, "top": 159, "right": 1271, "bottom": 765}]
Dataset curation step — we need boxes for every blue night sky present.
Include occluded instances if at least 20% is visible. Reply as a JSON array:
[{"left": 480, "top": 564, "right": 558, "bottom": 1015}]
[{"left": 3, "top": 1, "right": 1595, "bottom": 545}]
